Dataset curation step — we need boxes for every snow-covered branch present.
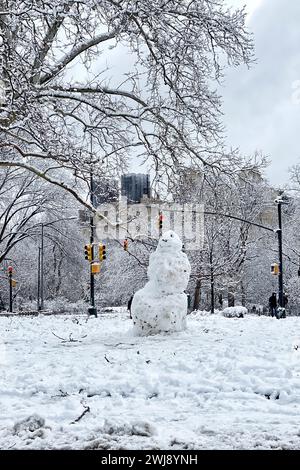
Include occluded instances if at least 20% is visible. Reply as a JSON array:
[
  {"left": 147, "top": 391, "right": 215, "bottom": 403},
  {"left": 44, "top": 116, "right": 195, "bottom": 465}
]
[{"left": 40, "top": 29, "right": 118, "bottom": 84}]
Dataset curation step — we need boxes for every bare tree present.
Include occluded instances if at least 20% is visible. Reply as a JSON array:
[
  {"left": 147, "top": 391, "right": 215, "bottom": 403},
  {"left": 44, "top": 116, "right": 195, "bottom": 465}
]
[
  {"left": 172, "top": 164, "right": 273, "bottom": 311},
  {"left": 0, "top": 0, "right": 254, "bottom": 214},
  {"left": 0, "top": 167, "right": 69, "bottom": 263}
]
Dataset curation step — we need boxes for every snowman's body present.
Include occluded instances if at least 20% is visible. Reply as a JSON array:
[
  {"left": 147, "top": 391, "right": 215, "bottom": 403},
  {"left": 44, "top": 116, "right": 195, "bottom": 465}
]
[{"left": 131, "top": 231, "right": 191, "bottom": 336}]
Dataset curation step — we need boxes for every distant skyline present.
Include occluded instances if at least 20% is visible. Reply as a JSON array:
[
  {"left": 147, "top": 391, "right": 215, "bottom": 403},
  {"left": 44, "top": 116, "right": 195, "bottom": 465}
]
[{"left": 223, "top": 0, "right": 300, "bottom": 186}]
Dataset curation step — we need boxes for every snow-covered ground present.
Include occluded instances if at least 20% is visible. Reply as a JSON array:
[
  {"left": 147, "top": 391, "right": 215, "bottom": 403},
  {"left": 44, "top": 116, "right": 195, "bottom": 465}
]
[{"left": 1, "top": 310, "right": 300, "bottom": 450}]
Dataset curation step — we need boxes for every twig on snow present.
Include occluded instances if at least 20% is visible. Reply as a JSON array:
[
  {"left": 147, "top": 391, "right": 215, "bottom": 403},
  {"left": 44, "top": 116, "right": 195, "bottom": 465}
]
[
  {"left": 71, "top": 403, "right": 90, "bottom": 424},
  {"left": 52, "top": 332, "right": 87, "bottom": 343}
]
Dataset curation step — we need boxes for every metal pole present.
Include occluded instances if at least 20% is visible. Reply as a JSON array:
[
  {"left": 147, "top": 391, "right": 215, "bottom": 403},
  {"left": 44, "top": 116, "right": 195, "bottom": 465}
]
[
  {"left": 210, "top": 251, "right": 215, "bottom": 314},
  {"left": 9, "top": 270, "right": 13, "bottom": 313},
  {"left": 40, "top": 223, "right": 44, "bottom": 310},
  {"left": 277, "top": 201, "right": 284, "bottom": 309},
  {"left": 37, "top": 247, "right": 41, "bottom": 311},
  {"left": 88, "top": 134, "right": 97, "bottom": 317}
]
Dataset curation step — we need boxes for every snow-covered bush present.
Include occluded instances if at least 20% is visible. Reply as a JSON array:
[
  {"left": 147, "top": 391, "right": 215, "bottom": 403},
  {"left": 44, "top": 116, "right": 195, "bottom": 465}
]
[
  {"left": 17, "top": 297, "right": 88, "bottom": 315},
  {"left": 43, "top": 298, "right": 88, "bottom": 315},
  {"left": 222, "top": 306, "right": 247, "bottom": 318},
  {"left": 190, "top": 310, "right": 219, "bottom": 317}
]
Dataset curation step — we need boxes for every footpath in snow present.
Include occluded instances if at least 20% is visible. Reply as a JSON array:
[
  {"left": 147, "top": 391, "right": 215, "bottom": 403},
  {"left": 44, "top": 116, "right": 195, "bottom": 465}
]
[{"left": 1, "top": 310, "right": 300, "bottom": 450}]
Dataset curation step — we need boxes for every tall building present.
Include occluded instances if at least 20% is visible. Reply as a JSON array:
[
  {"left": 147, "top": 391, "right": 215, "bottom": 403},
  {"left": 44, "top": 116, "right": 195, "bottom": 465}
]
[{"left": 121, "top": 173, "right": 151, "bottom": 204}]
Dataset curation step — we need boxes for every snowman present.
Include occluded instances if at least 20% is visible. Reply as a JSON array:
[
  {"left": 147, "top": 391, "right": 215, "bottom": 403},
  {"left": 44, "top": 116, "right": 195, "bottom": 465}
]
[{"left": 131, "top": 230, "right": 191, "bottom": 336}]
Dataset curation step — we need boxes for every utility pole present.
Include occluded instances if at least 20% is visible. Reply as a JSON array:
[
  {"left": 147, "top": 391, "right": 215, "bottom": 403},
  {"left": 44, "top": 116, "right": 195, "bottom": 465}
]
[
  {"left": 275, "top": 192, "right": 287, "bottom": 310},
  {"left": 277, "top": 201, "right": 283, "bottom": 308},
  {"left": 88, "top": 134, "right": 97, "bottom": 317}
]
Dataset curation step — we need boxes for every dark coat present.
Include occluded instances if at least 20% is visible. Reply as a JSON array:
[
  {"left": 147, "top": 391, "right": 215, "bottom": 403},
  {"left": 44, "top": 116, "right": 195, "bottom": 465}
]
[
  {"left": 269, "top": 294, "right": 277, "bottom": 308},
  {"left": 128, "top": 296, "right": 133, "bottom": 312}
]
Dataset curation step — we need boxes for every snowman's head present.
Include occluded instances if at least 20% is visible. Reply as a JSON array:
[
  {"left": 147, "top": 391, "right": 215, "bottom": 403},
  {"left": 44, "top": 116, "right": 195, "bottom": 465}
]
[{"left": 158, "top": 230, "right": 182, "bottom": 252}]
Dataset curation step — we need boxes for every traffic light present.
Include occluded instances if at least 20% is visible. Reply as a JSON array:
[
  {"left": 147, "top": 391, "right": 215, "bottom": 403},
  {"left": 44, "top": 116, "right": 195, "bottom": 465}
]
[
  {"left": 158, "top": 212, "right": 163, "bottom": 230},
  {"left": 271, "top": 263, "right": 279, "bottom": 275},
  {"left": 84, "top": 244, "right": 92, "bottom": 262},
  {"left": 123, "top": 239, "right": 129, "bottom": 251},
  {"left": 298, "top": 267, "right": 300, "bottom": 277},
  {"left": 99, "top": 243, "right": 106, "bottom": 261}
]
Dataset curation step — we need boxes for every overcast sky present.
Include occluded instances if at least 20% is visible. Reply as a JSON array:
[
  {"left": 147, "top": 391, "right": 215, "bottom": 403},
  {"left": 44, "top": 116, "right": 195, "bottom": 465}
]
[{"left": 223, "top": 0, "right": 300, "bottom": 185}]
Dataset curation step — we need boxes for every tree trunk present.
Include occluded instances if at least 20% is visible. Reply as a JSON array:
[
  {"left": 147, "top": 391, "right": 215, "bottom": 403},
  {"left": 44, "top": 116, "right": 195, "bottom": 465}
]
[
  {"left": 218, "top": 293, "right": 223, "bottom": 310},
  {"left": 0, "top": 292, "right": 5, "bottom": 311},
  {"left": 241, "top": 281, "right": 246, "bottom": 306},
  {"left": 193, "top": 278, "right": 201, "bottom": 311},
  {"left": 55, "top": 255, "right": 63, "bottom": 296},
  {"left": 228, "top": 287, "right": 235, "bottom": 307},
  {"left": 211, "top": 279, "right": 215, "bottom": 313}
]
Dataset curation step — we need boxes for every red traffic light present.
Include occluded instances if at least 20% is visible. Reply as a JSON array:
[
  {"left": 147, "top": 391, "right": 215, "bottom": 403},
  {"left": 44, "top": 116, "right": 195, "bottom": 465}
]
[
  {"left": 8, "top": 266, "right": 13, "bottom": 273},
  {"left": 123, "top": 239, "right": 129, "bottom": 251},
  {"left": 159, "top": 212, "right": 163, "bottom": 229}
]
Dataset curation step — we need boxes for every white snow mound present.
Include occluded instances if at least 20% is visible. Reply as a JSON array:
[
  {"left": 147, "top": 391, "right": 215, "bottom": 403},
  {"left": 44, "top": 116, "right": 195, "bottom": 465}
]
[{"left": 222, "top": 306, "right": 248, "bottom": 318}]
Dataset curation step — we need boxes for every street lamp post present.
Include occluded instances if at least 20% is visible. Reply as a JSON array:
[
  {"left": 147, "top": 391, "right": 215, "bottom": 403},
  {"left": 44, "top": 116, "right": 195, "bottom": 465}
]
[
  {"left": 275, "top": 191, "right": 288, "bottom": 312},
  {"left": 8, "top": 266, "right": 13, "bottom": 313},
  {"left": 37, "top": 218, "right": 77, "bottom": 311},
  {"left": 277, "top": 201, "right": 284, "bottom": 308},
  {"left": 37, "top": 247, "right": 41, "bottom": 311},
  {"left": 88, "top": 165, "right": 97, "bottom": 317},
  {"left": 37, "top": 223, "right": 44, "bottom": 311},
  {"left": 40, "top": 223, "right": 44, "bottom": 310},
  {"left": 88, "top": 133, "right": 97, "bottom": 317}
]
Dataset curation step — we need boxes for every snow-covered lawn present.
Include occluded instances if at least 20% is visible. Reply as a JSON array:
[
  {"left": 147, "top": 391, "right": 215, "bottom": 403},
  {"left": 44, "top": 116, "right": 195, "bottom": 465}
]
[{"left": 1, "top": 311, "right": 300, "bottom": 450}]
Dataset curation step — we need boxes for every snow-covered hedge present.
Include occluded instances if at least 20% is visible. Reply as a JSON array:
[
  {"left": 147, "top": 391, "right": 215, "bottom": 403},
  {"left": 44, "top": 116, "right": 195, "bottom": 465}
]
[
  {"left": 222, "top": 306, "right": 247, "bottom": 318},
  {"left": 16, "top": 297, "right": 89, "bottom": 315}
]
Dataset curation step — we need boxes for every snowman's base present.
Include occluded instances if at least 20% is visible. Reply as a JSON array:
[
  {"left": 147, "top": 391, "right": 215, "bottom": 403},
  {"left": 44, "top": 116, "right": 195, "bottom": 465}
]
[{"left": 131, "top": 288, "right": 188, "bottom": 336}]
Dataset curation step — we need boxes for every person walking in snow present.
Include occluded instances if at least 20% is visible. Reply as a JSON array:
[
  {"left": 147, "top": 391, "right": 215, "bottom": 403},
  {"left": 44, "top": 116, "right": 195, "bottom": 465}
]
[
  {"left": 185, "top": 291, "right": 192, "bottom": 313},
  {"left": 127, "top": 294, "right": 134, "bottom": 319},
  {"left": 269, "top": 292, "right": 277, "bottom": 317}
]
